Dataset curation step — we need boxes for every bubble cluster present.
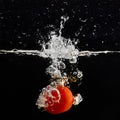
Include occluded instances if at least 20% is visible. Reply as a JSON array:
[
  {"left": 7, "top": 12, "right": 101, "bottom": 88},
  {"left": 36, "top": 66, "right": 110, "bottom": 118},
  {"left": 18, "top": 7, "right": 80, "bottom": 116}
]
[
  {"left": 42, "top": 32, "right": 79, "bottom": 61},
  {"left": 36, "top": 85, "right": 61, "bottom": 108},
  {"left": 40, "top": 16, "right": 82, "bottom": 82}
]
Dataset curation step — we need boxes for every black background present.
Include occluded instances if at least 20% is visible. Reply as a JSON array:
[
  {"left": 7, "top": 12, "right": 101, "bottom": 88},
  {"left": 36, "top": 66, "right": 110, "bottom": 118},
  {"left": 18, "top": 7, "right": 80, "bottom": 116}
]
[{"left": 0, "top": 0, "right": 120, "bottom": 120}]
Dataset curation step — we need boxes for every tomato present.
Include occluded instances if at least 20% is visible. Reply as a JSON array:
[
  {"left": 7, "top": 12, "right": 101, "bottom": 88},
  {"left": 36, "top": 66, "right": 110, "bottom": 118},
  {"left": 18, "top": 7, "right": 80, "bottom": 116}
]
[{"left": 45, "top": 86, "right": 74, "bottom": 114}]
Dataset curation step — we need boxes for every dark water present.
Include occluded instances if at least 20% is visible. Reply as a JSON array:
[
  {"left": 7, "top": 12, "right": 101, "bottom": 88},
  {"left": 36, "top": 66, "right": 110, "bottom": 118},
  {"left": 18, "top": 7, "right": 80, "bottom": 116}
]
[
  {"left": 0, "top": 0, "right": 120, "bottom": 120},
  {"left": 0, "top": 54, "right": 120, "bottom": 119}
]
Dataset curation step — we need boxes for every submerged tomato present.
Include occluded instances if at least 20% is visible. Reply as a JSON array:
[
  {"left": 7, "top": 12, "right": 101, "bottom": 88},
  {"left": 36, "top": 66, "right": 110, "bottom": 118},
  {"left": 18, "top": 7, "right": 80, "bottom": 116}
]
[{"left": 45, "top": 86, "right": 74, "bottom": 114}]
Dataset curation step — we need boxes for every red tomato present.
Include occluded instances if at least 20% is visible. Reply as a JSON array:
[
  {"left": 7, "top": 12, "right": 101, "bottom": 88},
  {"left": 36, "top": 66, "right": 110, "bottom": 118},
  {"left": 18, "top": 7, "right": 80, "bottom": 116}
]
[{"left": 45, "top": 86, "right": 74, "bottom": 114}]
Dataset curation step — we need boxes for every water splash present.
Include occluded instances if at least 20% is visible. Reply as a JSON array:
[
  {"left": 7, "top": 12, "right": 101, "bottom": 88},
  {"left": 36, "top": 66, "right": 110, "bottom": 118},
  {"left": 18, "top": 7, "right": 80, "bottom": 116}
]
[
  {"left": 0, "top": 49, "right": 120, "bottom": 57},
  {"left": 0, "top": 16, "right": 120, "bottom": 112}
]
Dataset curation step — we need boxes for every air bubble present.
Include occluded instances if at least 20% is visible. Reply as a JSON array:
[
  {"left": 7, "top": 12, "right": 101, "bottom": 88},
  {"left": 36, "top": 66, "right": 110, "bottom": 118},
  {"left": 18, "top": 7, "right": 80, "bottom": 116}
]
[
  {"left": 69, "top": 57, "right": 77, "bottom": 63},
  {"left": 73, "top": 94, "right": 83, "bottom": 105},
  {"left": 58, "top": 62, "right": 66, "bottom": 70},
  {"left": 77, "top": 70, "right": 83, "bottom": 78}
]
